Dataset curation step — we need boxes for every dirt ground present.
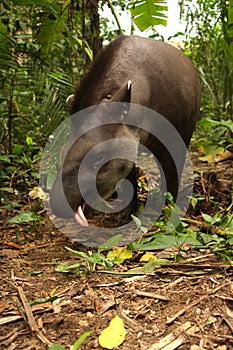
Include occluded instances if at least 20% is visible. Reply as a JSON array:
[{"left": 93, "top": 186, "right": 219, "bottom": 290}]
[{"left": 0, "top": 152, "right": 233, "bottom": 350}]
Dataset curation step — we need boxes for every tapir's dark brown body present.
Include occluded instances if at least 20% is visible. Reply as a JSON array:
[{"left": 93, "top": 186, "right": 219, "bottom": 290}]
[{"left": 50, "top": 35, "right": 201, "bottom": 226}]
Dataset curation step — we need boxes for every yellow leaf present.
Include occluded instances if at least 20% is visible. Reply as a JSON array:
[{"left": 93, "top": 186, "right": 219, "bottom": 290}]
[
  {"left": 198, "top": 143, "right": 224, "bottom": 163},
  {"left": 13, "top": 100, "right": 20, "bottom": 113},
  {"left": 107, "top": 247, "right": 132, "bottom": 264},
  {"left": 99, "top": 315, "right": 126, "bottom": 349},
  {"left": 29, "top": 186, "right": 47, "bottom": 200},
  {"left": 140, "top": 252, "right": 155, "bottom": 262}
]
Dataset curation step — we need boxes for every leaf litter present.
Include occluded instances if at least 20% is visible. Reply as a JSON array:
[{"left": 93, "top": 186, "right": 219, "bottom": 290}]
[{"left": 0, "top": 151, "right": 232, "bottom": 349}]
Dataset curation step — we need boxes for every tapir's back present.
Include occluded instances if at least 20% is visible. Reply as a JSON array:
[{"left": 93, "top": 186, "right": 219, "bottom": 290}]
[
  {"left": 112, "top": 36, "right": 200, "bottom": 120},
  {"left": 70, "top": 35, "right": 201, "bottom": 143}
]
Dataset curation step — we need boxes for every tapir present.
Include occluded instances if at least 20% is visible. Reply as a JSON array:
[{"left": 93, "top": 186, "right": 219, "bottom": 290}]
[{"left": 50, "top": 35, "right": 201, "bottom": 227}]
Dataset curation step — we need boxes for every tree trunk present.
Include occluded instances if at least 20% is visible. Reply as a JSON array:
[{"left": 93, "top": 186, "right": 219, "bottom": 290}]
[{"left": 228, "top": 0, "right": 233, "bottom": 56}]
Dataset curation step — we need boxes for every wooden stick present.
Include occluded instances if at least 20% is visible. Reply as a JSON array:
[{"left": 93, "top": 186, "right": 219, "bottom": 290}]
[
  {"left": 147, "top": 321, "right": 197, "bottom": 350},
  {"left": 17, "top": 286, "right": 51, "bottom": 346}
]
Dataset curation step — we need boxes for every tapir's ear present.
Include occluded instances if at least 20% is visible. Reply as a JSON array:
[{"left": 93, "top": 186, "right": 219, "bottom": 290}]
[
  {"left": 110, "top": 80, "right": 132, "bottom": 103},
  {"left": 66, "top": 94, "right": 75, "bottom": 111}
]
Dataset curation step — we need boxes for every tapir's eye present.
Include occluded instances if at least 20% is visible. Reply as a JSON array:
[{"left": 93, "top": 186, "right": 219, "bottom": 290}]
[{"left": 94, "top": 154, "right": 106, "bottom": 169}]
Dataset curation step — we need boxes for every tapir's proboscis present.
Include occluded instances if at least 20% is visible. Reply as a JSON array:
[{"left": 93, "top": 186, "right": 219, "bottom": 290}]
[{"left": 50, "top": 35, "right": 201, "bottom": 227}]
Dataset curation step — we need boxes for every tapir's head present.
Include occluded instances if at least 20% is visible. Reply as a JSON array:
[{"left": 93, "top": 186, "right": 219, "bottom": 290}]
[{"left": 50, "top": 81, "right": 139, "bottom": 227}]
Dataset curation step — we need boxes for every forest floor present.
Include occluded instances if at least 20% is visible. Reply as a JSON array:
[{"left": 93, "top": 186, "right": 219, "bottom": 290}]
[{"left": 0, "top": 149, "right": 233, "bottom": 350}]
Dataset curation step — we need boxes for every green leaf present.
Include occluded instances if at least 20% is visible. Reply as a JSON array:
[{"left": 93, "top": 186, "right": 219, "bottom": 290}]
[
  {"left": 38, "top": 16, "right": 63, "bottom": 59},
  {"left": 26, "top": 136, "right": 33, "bottom": 146},
  {"left": 190, "top": 196, "right": 198, "bottom": 209},
  {"left": 199, "top": 118, "right": 233, "bottom": 133},
  {"left": 13, "top": 144, "right": 24, "bottom": 155},
  {"left": 12, "top": 0, "right": 53, "bottom": 5},
  {"left": 0, "top": 187, "right": 14, "bottom": 193},
  {"left": 65, "top": 247, "right": 89, "bottom": 259},
  {"left": 56, "top": 262, "right": 83, "bottom": 273},
  {"left": 131, "top": 214, "right": 142, "bottom": 228},
  {"left": 8, "top": 211, "right": 39, "bottom": 224},
  {"left": 0, "top": 156, "right": 11, "bottom": 163},
  {"left": 202, "top": 213, "right": 213, "bottom": 224},
  {"left": 30, "top": 296, "right": 58, "bottom": 306},
  {"left": 71, "top": 331, "right": 93, "bottom": 350},
  {"left": 132, "top": 231, "right": 201, "bottom": 251},
  {"left": 87, "top": 252, "right": 108, "bottom": 264},
  {"left": 65, "top": 247, "right": 113, "bottom": 269},
  {"left": 221, "top": 213, "right": 233, "bottom": 231},
  {"left": 73, "top": 37, "right": 93, "bottom": 61},
  {"left": 126, "top": 259, "right": 163, "bottom": 274},
  {"left": 37, "top": 2, "right": 69, "bottom": 59},
  {"left": 98, "top": 234, "right": 122, "bottom": 251},
  {"left": 131, "top": 215, "right": 148, "bottom": 233},
  {"left": 130, "top": 0, "right": 168, "bottom": 32},
  {"left": 132, "top": 233, "right": 179, "bottom": 250},
  {"left": 49, "top": 344, "right": 66, "bottom": 350},
  {"left": 206, "top": 316, "right": 217, "bottom": 325},
  {"left": 0, "top": 18, "right": 10, "bottom": 63}
]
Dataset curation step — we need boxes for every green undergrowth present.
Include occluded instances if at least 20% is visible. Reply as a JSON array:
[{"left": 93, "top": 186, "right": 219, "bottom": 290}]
[{"left": 55, "top": 197, "right": 233, "bottom": 275}]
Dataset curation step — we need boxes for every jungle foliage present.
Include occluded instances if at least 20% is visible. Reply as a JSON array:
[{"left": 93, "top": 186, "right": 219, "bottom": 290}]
[{"left": 183, "top": 0, "right": 232, "bottom": 118}]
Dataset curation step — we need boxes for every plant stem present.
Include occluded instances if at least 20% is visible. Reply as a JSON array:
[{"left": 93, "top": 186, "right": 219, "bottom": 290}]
[
  {"left": 8, "top": 74, "right": 16, "bottom": 154},
  {"left": 106, "top": 0, "right": 123, "bottom": 34}
]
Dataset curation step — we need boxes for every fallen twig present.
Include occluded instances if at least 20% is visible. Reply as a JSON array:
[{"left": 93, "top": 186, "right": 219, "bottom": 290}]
[
  {"left": 0, "top": 328, "right": 21, "bottom": 346},
  {"left": 0, "top": 303, "right": 54, "bottom": 326},
  {"left": 18, "top": 286, "right": 38, "bottom": 332},
  {"left": 131, "top": 289, "right": 169, "bottom": 301},
  {"left": 146, "top": 321, "right": 198, "bottom": 350},
  {"left": 17, "top": 286, "right": 51, "bottom": 346},
  {"left": 182, "top": 217, "right": 230, "bottom": 235},
  {"left": 166, "top": 284, "right": 225, "bottom": 325}
]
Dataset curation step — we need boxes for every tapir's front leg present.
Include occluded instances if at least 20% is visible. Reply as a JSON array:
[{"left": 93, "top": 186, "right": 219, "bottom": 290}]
[{"left": 123, "top": 164, "right": 138, "bottom": 215}]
